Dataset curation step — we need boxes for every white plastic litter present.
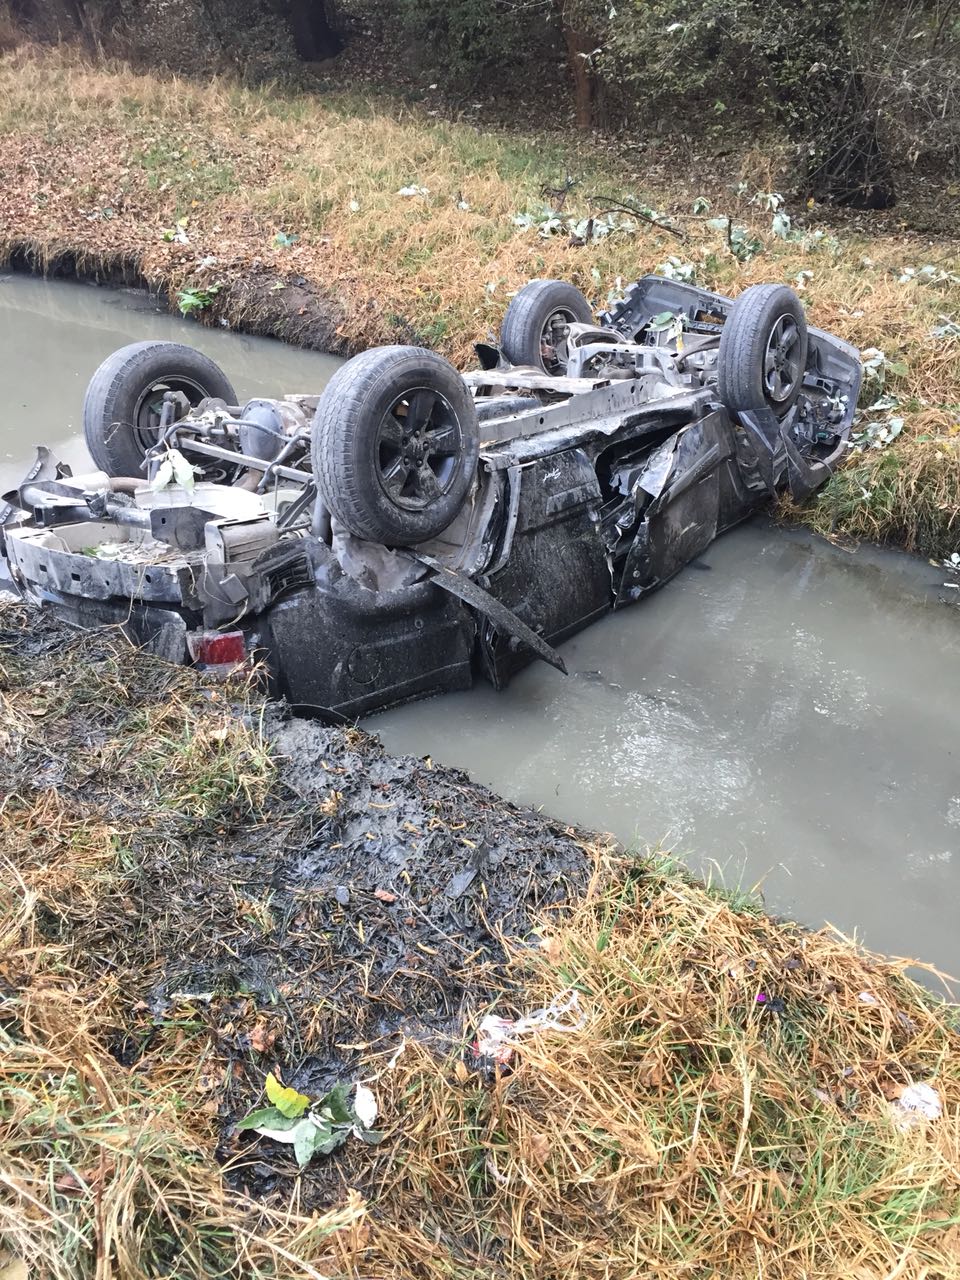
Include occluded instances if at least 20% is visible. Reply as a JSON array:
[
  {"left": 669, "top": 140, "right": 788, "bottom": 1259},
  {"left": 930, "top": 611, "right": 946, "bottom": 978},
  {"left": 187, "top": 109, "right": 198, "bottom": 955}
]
[
  {"left": 891, "top": 1082, "right": 943, "bottom": 1130},
  {"left": 475, "top": 991, "right": 586, "bottom": 1067},
  {"left": 353, "top": 1083, "right": 378, "bottom": 1130}
]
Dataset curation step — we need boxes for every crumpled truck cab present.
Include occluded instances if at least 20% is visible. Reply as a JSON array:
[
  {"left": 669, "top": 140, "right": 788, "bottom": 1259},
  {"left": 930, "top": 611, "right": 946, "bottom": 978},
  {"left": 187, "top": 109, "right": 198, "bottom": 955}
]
[{"left": 1, "top": 276, "right": 861, "bottom": 720}]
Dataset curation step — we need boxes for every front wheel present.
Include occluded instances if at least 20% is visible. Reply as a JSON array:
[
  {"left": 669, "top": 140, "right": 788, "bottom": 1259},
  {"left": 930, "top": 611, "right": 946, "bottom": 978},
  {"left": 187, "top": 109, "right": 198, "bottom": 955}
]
[
  {"left": 717, "top": 284, "right": 809, "bottom": 416},
  {"left": 311, "top": 346, "right": 480, "bottom": 546},
  {"left": 82, "top": 341, "right": 238, "bottom": 478}
]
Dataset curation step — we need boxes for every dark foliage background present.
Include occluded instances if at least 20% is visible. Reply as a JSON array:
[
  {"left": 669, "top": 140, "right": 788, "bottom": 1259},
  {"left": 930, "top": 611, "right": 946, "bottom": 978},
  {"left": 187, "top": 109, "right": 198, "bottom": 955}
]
[{"left": 7, "top": 0, "right": 960, "bottom": 204}]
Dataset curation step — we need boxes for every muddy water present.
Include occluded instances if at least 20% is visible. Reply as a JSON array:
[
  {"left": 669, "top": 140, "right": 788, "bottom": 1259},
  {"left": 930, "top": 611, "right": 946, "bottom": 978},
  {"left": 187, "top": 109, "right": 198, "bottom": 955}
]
[
  {"left": 375, "top": 525, "right": 960, "bottom": 981},
  {"left": 3, "top": 273, "right": 959, "bottom": 980},
  {"left": 0, "top": 273, "right": 341, "bottom": 490}
]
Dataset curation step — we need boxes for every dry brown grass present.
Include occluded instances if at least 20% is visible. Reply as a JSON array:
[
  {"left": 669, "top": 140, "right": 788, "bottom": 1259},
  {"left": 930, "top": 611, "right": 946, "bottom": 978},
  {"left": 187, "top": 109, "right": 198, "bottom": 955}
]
[
  {"left": 361, "top": 859, "right": 960, "bottom": 1280},
  {"left": 0, "top": 619, "right": 351, "bottom": 1278},
  {"left": 0, "top": 991, "right": 363, "bottom": 1280}
]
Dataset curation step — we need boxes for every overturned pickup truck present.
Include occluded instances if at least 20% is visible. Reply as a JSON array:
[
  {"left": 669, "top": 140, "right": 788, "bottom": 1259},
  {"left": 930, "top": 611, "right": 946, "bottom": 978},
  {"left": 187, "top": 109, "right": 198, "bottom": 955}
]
[{"left": 1, "top": 276, "right": 860, "bottom": 719}]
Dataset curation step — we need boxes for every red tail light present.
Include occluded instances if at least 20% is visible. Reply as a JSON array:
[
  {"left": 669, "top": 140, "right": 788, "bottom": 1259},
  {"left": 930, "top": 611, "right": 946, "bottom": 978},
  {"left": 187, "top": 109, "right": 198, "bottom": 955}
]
[{"left": 188, "top": 630, "right": 247, "bottom": 668}]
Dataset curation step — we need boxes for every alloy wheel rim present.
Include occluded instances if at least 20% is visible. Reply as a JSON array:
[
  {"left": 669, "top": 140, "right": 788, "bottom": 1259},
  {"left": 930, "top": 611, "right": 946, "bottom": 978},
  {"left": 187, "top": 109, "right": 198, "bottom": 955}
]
[
  {"left": 375, "top": 387, "right": 463, "bottom": 511},
  {"left": 763, "top": 314, "right": 803, "bottom": 403}
]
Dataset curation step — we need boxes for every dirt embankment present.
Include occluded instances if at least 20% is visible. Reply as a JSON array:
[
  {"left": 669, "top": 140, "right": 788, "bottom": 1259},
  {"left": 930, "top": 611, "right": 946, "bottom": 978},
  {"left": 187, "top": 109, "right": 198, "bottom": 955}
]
[
  {"left": 0, "top": 602, "right": 593, "bottom": 1214},
  {"left": 3, "top": 601, "right": 960, "bottom": 1279}
]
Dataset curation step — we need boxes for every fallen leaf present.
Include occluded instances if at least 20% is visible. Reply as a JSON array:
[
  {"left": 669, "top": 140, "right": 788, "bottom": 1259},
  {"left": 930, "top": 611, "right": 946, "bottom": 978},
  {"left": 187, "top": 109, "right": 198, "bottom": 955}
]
[
  {"left": 539, "top": 934, "right": 562, "bottom": 962},
  {"left": 53, "top": 1171, "right": 85, "bottom": 1197},
  {"left": 250, "top": 1022, "right": 277, "bottom": 1053},
  {"left": 265, "top": 1071, "right": 310, "bottom": 1118},
  {"left": 524, "top": 1132, "right": 551, "bottom": 1166}
]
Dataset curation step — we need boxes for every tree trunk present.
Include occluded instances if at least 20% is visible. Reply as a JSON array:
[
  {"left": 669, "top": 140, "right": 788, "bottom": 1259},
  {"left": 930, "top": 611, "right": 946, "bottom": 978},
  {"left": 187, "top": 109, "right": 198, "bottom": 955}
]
[
  {"left": 281, "top": 0, "right": 342, "bottom": 61},
  {"left": 9, "top": 0, "right": 89, "bottom": 40},
  {"left": 561, "top": 5, "right": 594, "bottom": 130}
]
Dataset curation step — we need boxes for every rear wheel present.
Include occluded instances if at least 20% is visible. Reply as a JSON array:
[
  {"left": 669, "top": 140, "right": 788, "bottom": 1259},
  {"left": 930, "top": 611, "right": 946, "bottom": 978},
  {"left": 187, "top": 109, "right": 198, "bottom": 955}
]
[
  {"left": 312, "top": 345, "right": 479, "bottom": 545},
  {"left": 499, "top": 280, "right": 593, "bottom": 374},
  {"left": 717, "top": 284, "right": 808, "bottom": 416},
  {"left": 83, "top": 341, "right": 238, "bottom": 478}
]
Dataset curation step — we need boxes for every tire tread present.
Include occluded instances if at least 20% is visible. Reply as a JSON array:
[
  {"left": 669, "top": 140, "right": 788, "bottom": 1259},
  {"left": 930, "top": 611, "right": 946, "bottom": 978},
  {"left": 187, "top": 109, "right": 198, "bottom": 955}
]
[
  {"left": 82, "top": 341, "right": 236, "bottom": 476},
  {"left": 312, "top": 346, "right": 479, "bottom": 545},
  {"left": 717, "top": 284, "right": 808, "bottom": 415},
  {"left": 500, "top": 280, "right": 593, "bottom": 371}
]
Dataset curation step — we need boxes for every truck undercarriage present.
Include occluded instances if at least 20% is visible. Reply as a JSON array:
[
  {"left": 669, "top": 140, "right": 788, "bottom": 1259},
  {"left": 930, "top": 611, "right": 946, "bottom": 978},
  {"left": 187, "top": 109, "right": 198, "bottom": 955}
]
[{"left": 1, "top": 277, "right": 861, "bottom": 719}]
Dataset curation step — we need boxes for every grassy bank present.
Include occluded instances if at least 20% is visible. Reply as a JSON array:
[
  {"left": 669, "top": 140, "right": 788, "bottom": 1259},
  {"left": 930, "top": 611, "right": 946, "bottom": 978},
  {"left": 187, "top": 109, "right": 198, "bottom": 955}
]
[
  {"left": 1, "top": 42, "right": 959, "bottom": 557},
  {"left": 2, "top": 604, "right": 959, "bottom": 1279}
]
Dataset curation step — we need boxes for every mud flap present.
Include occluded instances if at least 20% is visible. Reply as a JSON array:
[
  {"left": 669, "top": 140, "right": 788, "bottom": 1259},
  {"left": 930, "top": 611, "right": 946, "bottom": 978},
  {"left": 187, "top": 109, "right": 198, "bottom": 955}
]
[
  {"left": 473, "top": 449, "right": 610, "bottom": 688},
  {"left": 259, "top": 550, "right": 476, "bottom": 720},
  {"left": 734, "top": 408, "right": 788, "bottom": 498}
]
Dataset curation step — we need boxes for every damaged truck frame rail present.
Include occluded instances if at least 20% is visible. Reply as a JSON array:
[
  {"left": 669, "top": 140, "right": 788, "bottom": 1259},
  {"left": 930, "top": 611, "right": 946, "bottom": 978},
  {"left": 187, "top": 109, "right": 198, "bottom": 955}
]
[{"left": 1, "top": 276, "right": 861, "bottom": 719}]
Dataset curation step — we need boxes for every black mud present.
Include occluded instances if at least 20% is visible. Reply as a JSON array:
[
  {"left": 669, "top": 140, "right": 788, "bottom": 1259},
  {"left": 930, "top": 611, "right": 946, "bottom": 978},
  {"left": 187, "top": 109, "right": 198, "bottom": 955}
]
[{"left": 0, "top": 603, "right": 591, "bottom": 1209}]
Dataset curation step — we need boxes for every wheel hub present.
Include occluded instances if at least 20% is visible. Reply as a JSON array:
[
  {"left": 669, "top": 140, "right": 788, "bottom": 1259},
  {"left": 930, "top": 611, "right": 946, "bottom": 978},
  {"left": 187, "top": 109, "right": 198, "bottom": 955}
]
[
  {"left": 763, "top": 314, "right": 802, "bottom": 403},
  {"left": 376, "top": 387, "right": 462, "bottom": 511}
]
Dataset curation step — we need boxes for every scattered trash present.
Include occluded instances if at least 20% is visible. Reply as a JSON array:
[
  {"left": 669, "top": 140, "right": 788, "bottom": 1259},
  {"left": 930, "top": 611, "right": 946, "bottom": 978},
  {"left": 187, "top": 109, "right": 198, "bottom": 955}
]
[
  {"left": 236, "top": 1072, "right": 383, "bottom": 1167},
  {"left": 161, "top": 218, "right": 190, "bottom": 244},
  {"left": 858, "top": 991, "right": 880, "bottom": 1005},
  {"left": 755, "top": 992, "right": 786, "bottom": 1015},
  {"left": 386, "top": 1038, "right": 407, "bottom": 1070},
  {"left": 468, "top": 990, "right": 586, "bottom": 1079},
  {"left": 890, "top": 1082, "right": 943, "bottom": 1130},
  {"left": 444, "top": 865, "right": 478, "bottom": 898},
  {"left": 353, "top": 1083, "right": 378, "bottom": 1129},
  {"left": 397, "top": 185, "right": 430, "bottom": 198}
]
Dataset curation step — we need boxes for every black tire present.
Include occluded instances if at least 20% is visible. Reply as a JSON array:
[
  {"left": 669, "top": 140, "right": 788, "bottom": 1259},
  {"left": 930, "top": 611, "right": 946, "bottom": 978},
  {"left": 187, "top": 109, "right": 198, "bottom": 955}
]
[
  {"left": 500, "top": 280, "right": 593, "bottom": 374},
  {"left": 83, "top": 341, "right": 238, "bottom": 477},
  {"left": 717, "top": 284, "right": 808, "bottom": 416},
  {"left": 312, "top": 345, "right": 479, "bottom": 546}
]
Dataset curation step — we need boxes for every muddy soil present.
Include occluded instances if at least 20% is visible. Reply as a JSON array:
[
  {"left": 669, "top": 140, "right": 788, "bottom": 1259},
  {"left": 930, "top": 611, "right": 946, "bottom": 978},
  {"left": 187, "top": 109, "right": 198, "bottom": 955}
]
[{"left": 0, "top": 603, "right": 591, "bottom": 1210}]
